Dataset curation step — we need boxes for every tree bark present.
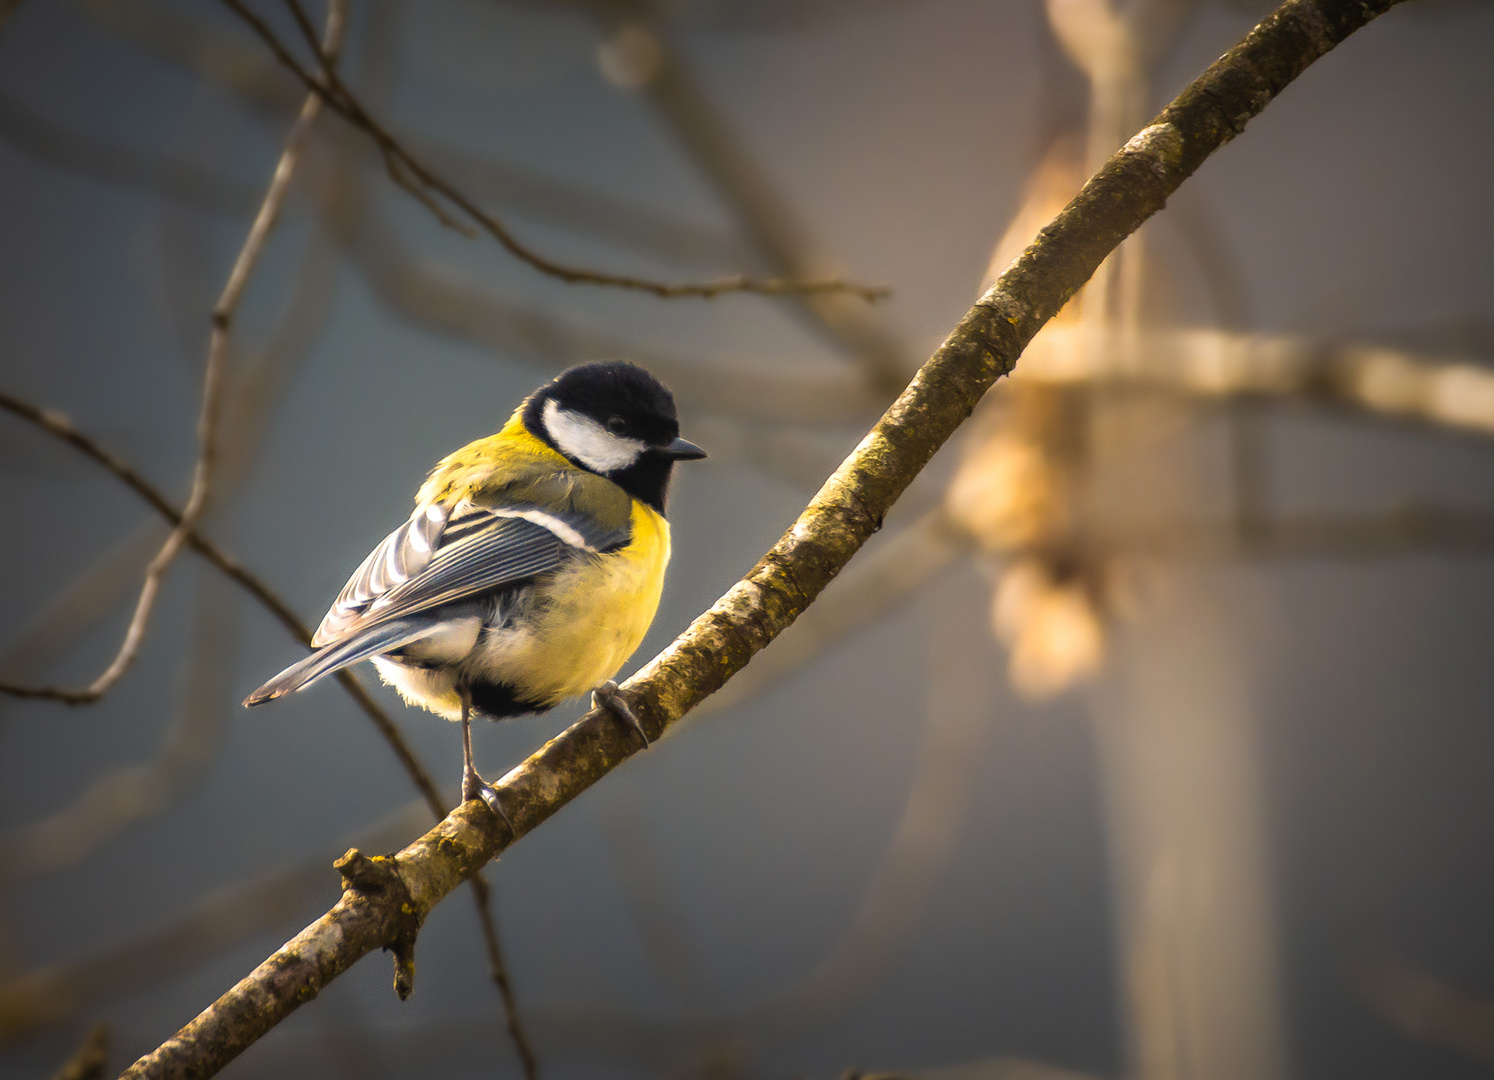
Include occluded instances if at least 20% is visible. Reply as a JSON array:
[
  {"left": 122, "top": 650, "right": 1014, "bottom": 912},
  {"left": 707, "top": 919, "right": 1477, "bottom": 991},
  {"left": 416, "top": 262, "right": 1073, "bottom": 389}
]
[{"left": 121, "top": 0, "right": 1406, "bottom": 1075}]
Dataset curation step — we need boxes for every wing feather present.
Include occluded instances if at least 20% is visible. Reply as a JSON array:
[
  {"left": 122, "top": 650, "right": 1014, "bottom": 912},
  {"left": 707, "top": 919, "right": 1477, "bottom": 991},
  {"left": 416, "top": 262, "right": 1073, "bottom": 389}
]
[
  {"left": 311, "top": 499, "right": 632, "bottom": 648},
  {"left": 312, "top": 504, "right": 449, "bottom": 646}
]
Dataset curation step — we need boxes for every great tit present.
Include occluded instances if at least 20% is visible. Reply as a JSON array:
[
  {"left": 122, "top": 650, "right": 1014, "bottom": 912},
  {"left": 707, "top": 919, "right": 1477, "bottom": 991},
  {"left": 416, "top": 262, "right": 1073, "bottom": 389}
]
[{"left": 245, "top": 361, "right": 706, "bottom": 817}]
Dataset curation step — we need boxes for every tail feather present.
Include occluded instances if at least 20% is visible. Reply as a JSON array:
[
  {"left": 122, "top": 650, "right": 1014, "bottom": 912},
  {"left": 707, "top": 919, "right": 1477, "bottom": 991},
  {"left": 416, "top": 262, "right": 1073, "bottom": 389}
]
[{"left": 243, "top": 618, "right": 433, "bottom": 707}]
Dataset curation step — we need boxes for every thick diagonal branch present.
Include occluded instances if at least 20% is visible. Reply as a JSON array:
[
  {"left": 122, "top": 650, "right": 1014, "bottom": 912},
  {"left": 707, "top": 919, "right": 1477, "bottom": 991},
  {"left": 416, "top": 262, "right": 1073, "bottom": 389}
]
[{"left": 122, "top": 1, "right": 1406, "bottom": 1076}]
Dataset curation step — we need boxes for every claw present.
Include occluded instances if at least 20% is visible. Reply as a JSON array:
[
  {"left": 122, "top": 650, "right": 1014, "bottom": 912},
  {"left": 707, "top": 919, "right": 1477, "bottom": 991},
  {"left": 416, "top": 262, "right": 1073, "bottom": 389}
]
[
  {"left": 477, "top": 783, "right": 515, "bottom": 834},
  {"left": 463, "top": 765, "right": 514, "bottom": 834},
  {"left": 459, "top": 684, "right": 514, "bottom": 834},
  {"left": 593, "top": 679, "right": 649, "bottom": 748}
]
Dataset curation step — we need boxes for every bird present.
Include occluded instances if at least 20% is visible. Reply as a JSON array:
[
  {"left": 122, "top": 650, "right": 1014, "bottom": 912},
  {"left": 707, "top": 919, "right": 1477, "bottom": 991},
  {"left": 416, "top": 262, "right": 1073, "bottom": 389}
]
[{"left": 244, "top": 361, "right": 706, "bottom": 822}]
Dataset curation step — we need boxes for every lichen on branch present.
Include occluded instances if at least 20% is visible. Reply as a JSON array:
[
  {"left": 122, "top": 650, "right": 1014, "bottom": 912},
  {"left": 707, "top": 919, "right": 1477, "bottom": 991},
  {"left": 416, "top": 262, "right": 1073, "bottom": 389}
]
[{"left": 122, "top": 0, "right": 1407, "bottom": 1075}]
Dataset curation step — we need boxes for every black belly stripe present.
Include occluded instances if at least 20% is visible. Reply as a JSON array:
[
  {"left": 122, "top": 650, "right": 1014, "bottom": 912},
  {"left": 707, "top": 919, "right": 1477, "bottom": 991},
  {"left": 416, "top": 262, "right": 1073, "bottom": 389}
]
[{"left": 469, "top": 679, "right": 551, "bottom": 720}]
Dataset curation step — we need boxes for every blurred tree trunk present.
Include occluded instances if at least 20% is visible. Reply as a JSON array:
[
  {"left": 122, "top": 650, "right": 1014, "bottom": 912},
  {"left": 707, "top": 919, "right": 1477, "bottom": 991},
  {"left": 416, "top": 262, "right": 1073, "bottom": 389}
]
[{"left": 1090, "top": 400, "right": 1287, "bottom": 1079}]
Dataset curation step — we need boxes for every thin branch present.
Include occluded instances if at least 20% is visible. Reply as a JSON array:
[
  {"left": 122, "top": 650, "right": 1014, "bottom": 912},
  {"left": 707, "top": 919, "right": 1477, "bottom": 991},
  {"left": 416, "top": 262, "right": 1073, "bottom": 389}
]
[
  {"left": 2, "top": 7, "right": 536, "bottom": 1064},
  {"left": 301, "top": 139, "right": 878, "bottom": 423},
  {"left": 18, "top": 0, "right": 885, "bottom": 427},
  {"left": 597, "top": 790, "right": 720, "bottom": 1010},
  {"left": 1352, "top": 949, "right": 1494, "bottom": 1066},
  {"left": 62, "top": 0, "right": 749, "bottom": 271},
  {"left": 0, "top": 805, "right": 429, "bottom": 1043},
  {"left": 0, "top": 380, "right": 546, "bottom": 1061},
  {"left": 421, "top": 137, "right": 749, "bottom": 271},
  {"left": 0, "top": 0, "right": 345, "bottom": 705},
  {"left": 0, "top": 386, "right": 444, "bottom": 820},
  {"left": 466, "top": 875, "right": 540, "bottom": 1080},
  {"left": 0, "top": 89, "right": 259, "bottom": 217},
  {"left": 0, "top": 576, "right": 237, "bottom": 882},
  {"left": 122, "top": 2, "right": 1406, "bottom": 1075},
  {"left": 214, "top": 0, "right": 884, "bottom": 302},
  {"left": 589, "top": 5, "right": 913, "bottom": 384},
  {"left": 1101, "top": 504, "right": 1494, "bottom": 561},
  {"left": 64, "top": 0, "right": 297, "bottom": 109},
  {"left": 699, "top": 507, "right": 964, "bottom": 716},
  {"left": 50, "top": 1022, "right": 108, "bottom": 1080},
  {"left": 0, "top": 393, "right": 186, "bottom": 528},
  {"left": 744, "top": 601, "right": 992, "bottom": 1036},
  {"left": 1019, "top": 324, "right": 1494, "bottom": 441},
  {"left": 0, "top": 525, "right": 162, "bottom": 695}
]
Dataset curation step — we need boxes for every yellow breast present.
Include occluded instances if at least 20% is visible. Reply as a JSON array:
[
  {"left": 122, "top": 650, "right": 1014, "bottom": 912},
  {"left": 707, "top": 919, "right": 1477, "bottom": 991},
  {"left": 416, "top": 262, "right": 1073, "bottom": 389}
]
[{"left": 491, "top": 499, "right": 671, "bottom": 706}]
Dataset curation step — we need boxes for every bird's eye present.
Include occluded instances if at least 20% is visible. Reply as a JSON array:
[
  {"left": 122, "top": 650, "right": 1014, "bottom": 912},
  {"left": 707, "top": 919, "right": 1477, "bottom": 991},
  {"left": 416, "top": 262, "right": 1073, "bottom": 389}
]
[{"left": 606, "top": 416, "right": 627, "bottom": 435}]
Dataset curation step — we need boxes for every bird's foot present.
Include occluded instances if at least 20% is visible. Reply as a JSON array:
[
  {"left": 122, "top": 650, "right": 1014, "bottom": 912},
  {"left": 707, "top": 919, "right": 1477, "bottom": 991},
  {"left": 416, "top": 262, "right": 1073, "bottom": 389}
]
[
  {"left": 593, "top": 680, "right": 649, "bottom": 748},
  {"left": 462, "top": 765, "right": 514, "bottom": 833}
]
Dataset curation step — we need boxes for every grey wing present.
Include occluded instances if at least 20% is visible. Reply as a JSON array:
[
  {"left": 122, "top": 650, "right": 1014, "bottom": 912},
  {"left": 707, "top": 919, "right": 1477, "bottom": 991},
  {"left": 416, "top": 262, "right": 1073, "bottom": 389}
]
[
  {"left": 312, "top": 501, "right": 630, "bottom": 648},
  {"left": 312, "top": 503, "right": 450, "bottom": 647}
]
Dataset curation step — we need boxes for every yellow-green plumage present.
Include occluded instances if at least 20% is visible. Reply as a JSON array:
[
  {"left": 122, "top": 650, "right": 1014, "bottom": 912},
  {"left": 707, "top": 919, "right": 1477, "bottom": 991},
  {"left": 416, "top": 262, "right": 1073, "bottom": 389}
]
[
  {"left": 243, "top": 360, "right": 703, "bottom": 805},
  {"left": 371, "top": 410, "right": 671, "bottom": 720}
]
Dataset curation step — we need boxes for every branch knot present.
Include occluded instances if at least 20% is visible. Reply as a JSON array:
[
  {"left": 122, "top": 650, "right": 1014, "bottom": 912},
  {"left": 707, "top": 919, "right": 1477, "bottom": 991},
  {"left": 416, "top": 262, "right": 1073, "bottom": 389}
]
[{"left": 334, "top": 848, "right": 422, "bottom": 1000}]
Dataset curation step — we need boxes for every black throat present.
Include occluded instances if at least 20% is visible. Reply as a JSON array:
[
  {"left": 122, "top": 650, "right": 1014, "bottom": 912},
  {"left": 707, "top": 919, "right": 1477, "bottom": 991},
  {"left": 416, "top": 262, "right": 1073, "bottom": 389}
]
[{"left": 605, "top": 454, "right": 674, "bottom": 515}]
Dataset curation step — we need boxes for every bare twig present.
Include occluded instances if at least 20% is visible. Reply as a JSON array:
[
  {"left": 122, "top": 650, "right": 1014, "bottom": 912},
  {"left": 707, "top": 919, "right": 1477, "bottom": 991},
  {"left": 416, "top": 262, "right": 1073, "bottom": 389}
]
[
  {"left": 29, "top": 0, "right": 885, "bottom": 426},
  {"left": 64, "top": 0, "right": 296, "bottom": 109},
  {"left": 0, "top": 89, "right": 258, "bottom": 217},
  {"left": 421, "top": 137, "right": 749, "bottom": 271},
  {"left": 214, "top": 227, "right": 343, "bottom": 493},
  {"left": 588, "top": 6, "right": 913, "bottom": 384},
  {"left": 745, "top": 595, "right": 992, "bottom": 1036},
  {"left": 598, "top": 790, "right": 718, "bottom": 1009},
  {"left": 62, "top": 0, "right": 747, "bottom": 271},
  {"left": 0, "top": 381, "right": 443, "bottom": 821},
  {"left": 1353, "top": 949, "right": 1494, "bottom": 1065},
  {"left": 0, "top": 0, "right": 345, "bottom": 705},
  {"left": 50, "top": 1021, "right": 108, "bottom": 1080},
  {"left": 0, "top": 527, "right": 163, "bottom": 695},
  {"left": 0, "top": 576, "right": 237, "bottom": 881},
  {"left": 122, "top": 2, "right": 1407, "bottom": 1074},
  {"left": 0, "top": 382, "right": 544, "bottom": 1058},
  {"left": 0, "top": 392, "right": 189, "bottom": 527},
  {"left": 1018, "top": 324, "right": 1494, "bottom": 440},
  {"left": 0, "top": 69, "right": 537, "bottom": 1080},
  {"left": 301, "top": 140, "right": 878, "bottom": 423},
  {"left": 467, "top": 875, "right": 540, "bottom": 1080},
  {"left": 1103, "top": 504, "right": 1494, "bottom": 561},
  {"left": 700, "top": 508, "right": 964, "bottom": 716},
  {"left": 0, "top": 805, "right": 429, "bottom": 1043},
  {"left": 215, "top": 0, "right": 884, "bottom": 301}
]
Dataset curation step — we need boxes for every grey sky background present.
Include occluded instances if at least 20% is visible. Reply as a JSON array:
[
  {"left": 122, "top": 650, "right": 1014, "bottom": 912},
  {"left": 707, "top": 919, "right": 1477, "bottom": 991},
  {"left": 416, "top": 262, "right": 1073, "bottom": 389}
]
[{"left": 2, "top": 0, "right": 1493, "bottom": 1077}]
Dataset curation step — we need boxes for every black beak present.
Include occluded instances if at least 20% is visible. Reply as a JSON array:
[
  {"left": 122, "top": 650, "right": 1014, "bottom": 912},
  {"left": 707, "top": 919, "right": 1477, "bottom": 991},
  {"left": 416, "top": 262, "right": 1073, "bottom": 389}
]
[{"left": 663, "top": 436, "right": 707, "bottom": 461}]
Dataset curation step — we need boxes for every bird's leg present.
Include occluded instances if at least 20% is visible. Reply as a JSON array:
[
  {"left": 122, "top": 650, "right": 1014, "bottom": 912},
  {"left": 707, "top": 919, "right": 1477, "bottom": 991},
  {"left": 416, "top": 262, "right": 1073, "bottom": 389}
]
[
  {"left": 459, "top": 686, "right": 480, "bottom": 800},
  {"left": 593, "top": 679, "right": 649, "bottom": 749},
  {"left": 459, "top": 686, "right": 514, "bottom": 833}
]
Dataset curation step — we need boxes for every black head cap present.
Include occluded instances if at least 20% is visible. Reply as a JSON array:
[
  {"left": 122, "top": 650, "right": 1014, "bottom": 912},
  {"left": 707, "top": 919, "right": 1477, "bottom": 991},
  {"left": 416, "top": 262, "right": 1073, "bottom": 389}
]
[{"left": 523, "top": 361, "right": 705, "bottom": 513}]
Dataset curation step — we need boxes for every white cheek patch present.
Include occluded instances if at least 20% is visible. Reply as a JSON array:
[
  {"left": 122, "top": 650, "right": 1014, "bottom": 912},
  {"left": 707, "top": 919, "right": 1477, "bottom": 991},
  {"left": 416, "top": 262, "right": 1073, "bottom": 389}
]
[{"left": 543, "top": 399, "right": 646, "bottom": 473}]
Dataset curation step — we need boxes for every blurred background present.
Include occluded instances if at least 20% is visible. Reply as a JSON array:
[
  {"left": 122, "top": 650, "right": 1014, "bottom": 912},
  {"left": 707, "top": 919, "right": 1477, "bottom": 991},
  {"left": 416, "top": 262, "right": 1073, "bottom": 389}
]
[{"left": 2, "top": 0, "right": 1494, "bottom": 1077}]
